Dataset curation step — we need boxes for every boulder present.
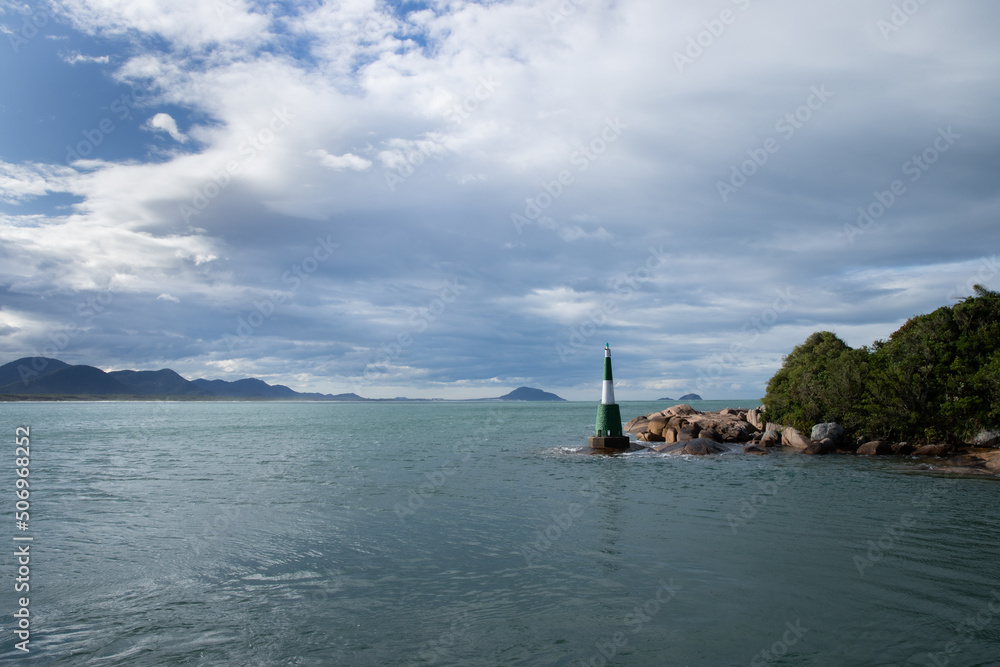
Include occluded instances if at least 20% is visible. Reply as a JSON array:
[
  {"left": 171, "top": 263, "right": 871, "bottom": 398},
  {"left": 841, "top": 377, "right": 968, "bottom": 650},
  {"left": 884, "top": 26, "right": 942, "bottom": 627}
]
[
  {"left": 759, "top": 429, "right": 782, "bottom": 448},
  {"left": 803, "top": 440, "right": 834, "bottom": 455},
  {"left": 637, "top": 431, "right": 665, "bottom": 443},
  {"left": 781, "top": 427, "right": 813, "bottom": 450},
  {"left": 623, "top": 416, "right": 649, "bottom": 434},
  {"left": 624, "top": 406, "right": 758, "bottom": 446},
  {"left": 647, "top": 418, "right": 668, "bottom": 437},
  {"left": 856, "top": 440, "right": 893, "bottom": 455},
  {"left": 811, "top": 423, "right": 845, "bottom": 446},
  {"left": 698, "top": 426, "right": 721, "bottom": 442},
  {"left": 765, "top": 422, "right": 784, "bottom": 433},
  {"left": 684, "top": 412, "right": 757, "bottom": 443},
  {"left": 713, "top": 420, "right": 757, "bottom": 443},
  {"left": 665, "top": 415, "right": 686, "bottom": 432},
  {"left": 653, "top": 438, "right": 729, "bottom": 455},
  {"left": 891, "top": 442, "right": 915, "bottom": 455},
  {"left": 746, "top": 407, "right": 765, "bottom": 430},
  {"left": 743, "top": 444, "right": 768, "bottom": 455},
  {"left": 683, "top": 439, "right": 729, "bottom": 455},
  {"left": 966, "top": 429, "right": 1000, "bottom": 448},
  {"left": 663, "top": 404, "right": 699, "bottom": 418},
  {"left": 913, "top": 444, "right": 953, "bottom": 457},
  {"left": 981, "top": 451, "right": 1000, "bottom": 472},
  {"left": 677, "top": 424, "right": 701, "bottom": 441}
]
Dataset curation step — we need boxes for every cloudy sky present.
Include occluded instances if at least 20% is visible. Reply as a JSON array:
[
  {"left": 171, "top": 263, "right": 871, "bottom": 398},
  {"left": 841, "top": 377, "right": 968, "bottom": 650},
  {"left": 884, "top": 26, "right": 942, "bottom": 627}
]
[{"left": 0, "top": 0, "right": 997, "bottom": 400}]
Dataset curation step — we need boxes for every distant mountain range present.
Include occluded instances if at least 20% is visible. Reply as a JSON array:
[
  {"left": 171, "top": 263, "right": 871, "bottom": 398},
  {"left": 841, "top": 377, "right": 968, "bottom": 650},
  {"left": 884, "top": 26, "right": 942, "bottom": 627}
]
[
  {"left": 0, "top": 358, "right": 565, "bottom": 402},
  {"left": 657, "top": 393, "right": 703, "bottom": 401}
]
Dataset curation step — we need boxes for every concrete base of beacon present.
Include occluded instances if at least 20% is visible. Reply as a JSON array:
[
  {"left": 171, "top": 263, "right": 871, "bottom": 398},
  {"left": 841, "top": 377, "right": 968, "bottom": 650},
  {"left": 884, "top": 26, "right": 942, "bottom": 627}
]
[{"left": 588, "top": 435, "right": 631, "bottom": 450}]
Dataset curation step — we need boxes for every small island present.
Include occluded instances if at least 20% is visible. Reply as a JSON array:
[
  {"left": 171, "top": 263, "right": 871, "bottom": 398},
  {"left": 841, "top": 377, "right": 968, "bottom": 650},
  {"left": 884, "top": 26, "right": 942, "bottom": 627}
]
[
  {"left": 496, "top": 387, "right": 566, "bottom": 402},
  {"left": 657, "top": 393, "right": 702, "bottom": 401}
]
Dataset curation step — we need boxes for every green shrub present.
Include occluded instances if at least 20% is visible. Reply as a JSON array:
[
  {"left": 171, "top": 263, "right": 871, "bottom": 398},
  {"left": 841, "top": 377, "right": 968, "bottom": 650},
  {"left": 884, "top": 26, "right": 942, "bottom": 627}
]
[{"left": 763, "top": 285, "right": 999, "bottom": 442}]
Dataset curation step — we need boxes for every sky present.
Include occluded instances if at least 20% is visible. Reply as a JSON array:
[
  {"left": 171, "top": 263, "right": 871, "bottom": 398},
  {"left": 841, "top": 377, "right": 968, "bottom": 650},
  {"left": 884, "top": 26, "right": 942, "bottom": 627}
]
[{"left": 0, "top": 0, "right": 998, "bottom": 401}]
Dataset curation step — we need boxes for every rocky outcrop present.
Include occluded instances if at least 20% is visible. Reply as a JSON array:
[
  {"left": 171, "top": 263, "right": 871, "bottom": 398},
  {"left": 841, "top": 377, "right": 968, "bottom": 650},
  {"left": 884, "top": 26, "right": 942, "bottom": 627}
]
[
  {"left": 626, "top": 405, "right": 759, "bottom": 446},
  {"left": 966, "top": 429, "right": 1000, "bottom": 448},
  {"left": 857, "top": 440, "right": 894, "bottom": 455},
  {"left": 913, "top": 444, "right": 953, "bottom": 457},
  {"left": 652, "top": 439, "right": 731, "bottom": 455},
  {"left": 803, "top": 440, "right": 834, "bottom": 455},
  {"left": 781, "top": 427, "right": 814, "bottom": 450},
  {"left": 891, "top": 442, "right": 915, "bottom": 455},
  {"left": 811, "top": 423, "right": 845, "bottom": 447},
  {"left": 623, "top": 408, "right": 1000, "bottom": 473},
  {"left": 759, "top": 429, "right": 783, "bottom": 448}
]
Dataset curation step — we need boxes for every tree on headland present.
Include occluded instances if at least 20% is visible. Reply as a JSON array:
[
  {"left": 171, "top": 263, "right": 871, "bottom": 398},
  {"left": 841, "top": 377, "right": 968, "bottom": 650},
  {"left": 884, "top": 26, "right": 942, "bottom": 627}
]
[
  {"left": 763, "top": 285, "right": 1000, "bottom": 443},
  {"left": 762, "top": 331, "right": 867, "bottom": 433}
]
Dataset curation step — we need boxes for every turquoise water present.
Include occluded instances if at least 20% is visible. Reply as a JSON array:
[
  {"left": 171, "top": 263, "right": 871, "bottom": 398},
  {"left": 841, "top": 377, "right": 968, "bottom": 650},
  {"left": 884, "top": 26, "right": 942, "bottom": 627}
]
[{"left": 2, "top": 400, "right": 999, "bottom": 665}]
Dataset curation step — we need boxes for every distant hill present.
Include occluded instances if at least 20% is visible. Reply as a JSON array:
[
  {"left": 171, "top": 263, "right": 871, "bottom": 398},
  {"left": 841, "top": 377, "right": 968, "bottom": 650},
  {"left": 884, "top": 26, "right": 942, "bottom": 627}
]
[
  {"left": 0, "top": 358, "right": 567, "bottom": 403},
  {"left": 497, "top": 386, "right": 566, "bottom": 402},
  {"left": 658, "top": 393, "right": 703, "bottom": 401},
  {"left": 192, "top": 377, "right": 298, "bottom": 399},
  {"left": 0, "top": 358, "right": 366, "bottom": 401},
  {"left": 0, "top": 357, "right": 71, "bottom": 388},
  {"left": 110, "top": 369, "right": 211, "bottom": 396},
  {"left": 0, "top": 364, "right": 136, "bottom": 396}
]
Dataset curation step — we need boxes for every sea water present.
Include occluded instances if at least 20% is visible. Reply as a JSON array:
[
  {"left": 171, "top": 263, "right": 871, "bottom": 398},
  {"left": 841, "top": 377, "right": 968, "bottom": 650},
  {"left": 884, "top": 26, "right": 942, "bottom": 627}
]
[{"left": 1, "top": 400, "right": 999, "bottom": 666}]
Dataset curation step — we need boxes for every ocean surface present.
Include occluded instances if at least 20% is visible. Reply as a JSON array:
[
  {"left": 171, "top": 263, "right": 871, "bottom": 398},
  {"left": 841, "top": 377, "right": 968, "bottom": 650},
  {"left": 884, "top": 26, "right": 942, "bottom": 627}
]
[{"left": 2, "top": 400, "right": 1000, "bottom": 666}]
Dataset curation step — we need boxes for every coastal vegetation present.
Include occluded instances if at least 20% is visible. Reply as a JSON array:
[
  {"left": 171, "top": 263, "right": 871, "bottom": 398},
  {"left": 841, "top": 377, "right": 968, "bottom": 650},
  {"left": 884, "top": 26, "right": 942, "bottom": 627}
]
[{"left": 762, "top": 285, "right": 1000, "bottom": 443}]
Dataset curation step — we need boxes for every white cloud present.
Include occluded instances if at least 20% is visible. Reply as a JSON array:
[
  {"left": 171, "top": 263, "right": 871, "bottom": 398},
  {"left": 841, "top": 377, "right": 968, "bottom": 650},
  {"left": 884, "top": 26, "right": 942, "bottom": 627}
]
[
  {"left": 0, "top": 161, "right": 75, "bottom": 204},
  {"left": 62, "top": 52, "right": 110, "bottom": 65},
  {"left": 308, "top": 149, "right": 372, "bottom": 172},
  {"left": 145, "top": 113, "right": 187, "bottom": 143},
  {"left": 52, "top": 0, "right": 271, "bottom": 51},
  {"left": 0, "top": 0, "right": 997, "bottom": 398}
]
